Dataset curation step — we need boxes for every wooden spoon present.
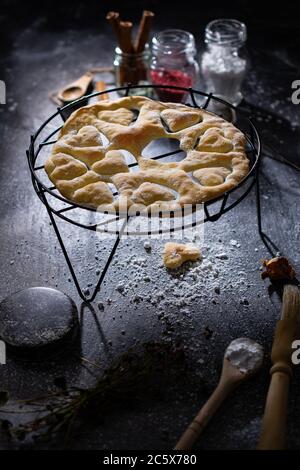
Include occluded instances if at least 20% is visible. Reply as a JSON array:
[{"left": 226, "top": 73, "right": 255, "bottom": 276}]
[
  {"left": 58, "top": 72, "right": 93, "bottom": 103},
  {"left": 174, "top": 338, "right": 263, "bottom": 450}
]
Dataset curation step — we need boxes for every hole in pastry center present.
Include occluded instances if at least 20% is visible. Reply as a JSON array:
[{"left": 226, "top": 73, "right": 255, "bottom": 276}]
[
  {"left": 99, "top": 132, "right": 110, "bottom": 146},
  {"left": 119, "top": 149, "right": 136, "bottom": 166},
  {"left": 142, "top": 138, "right": 185, "bottom": 163},
  {"left": 193, "top": 137, "right": 200, "bottom": 149},
  {"left": 130, "top": 108, "right": 140, "bottom": 123},
  {"left": 160, "top": 116, "right": 172, "bottom": 133},
  {"left": 108, "top": 183, "right": 119, "bottom": 199}
]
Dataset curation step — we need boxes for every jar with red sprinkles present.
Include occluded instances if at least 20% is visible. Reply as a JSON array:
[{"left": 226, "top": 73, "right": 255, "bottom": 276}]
[{"left": 150, "top": 29, "right": 199, "bottom": 103}]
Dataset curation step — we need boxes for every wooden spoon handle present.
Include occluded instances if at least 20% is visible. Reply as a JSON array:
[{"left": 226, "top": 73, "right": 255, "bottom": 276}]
[
  {"left": 174, "top": 380, "right": 235, "bottom": 450},
  {"left": 257, "top": 371, "right": 290, "bottom": 449}
]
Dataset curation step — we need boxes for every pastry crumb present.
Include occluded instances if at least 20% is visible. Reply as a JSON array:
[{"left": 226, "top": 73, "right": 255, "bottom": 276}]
[{"left": 163, "top": 242, "right": 201, "bottom": 270}]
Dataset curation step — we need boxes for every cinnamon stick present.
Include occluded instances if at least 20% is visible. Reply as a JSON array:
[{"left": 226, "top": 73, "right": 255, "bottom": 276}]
[
  {"left": 95, "top": 81, "right": 109, "bottom": 101},
  {"left": 119, "top": 21, "right": 134, "bottom": 53},
  {"left": 135, "top": 10, "right": 154, "bottom": 53},
  {"left": 106, "top": 11, "right": 122, "bottom": 48}
]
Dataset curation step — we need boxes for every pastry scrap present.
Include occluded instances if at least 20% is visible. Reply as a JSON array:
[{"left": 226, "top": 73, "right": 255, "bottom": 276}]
[
  {"left": 163, "top": 242, "right": 201, "bottom": 269},
  {"left": 45, "top": 96, "right": 249, "bottom": 213},
  {"left": 261, "top": 257, "right": 296, "bottom": 281}
]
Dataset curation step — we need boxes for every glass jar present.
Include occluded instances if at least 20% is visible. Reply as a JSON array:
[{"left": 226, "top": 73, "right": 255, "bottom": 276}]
[
  {"left": 201, "top": 19, "right": 248, "bottom": 106},
  {"left": 114, "top": 46, "right": 150, "bottom": 92},
  {"left": 150, "top": 29, "right": 199, "bottom": 103}
]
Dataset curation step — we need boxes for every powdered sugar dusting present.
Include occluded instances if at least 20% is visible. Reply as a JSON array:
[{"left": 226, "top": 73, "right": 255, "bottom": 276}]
[
  {"left": 225, "top": 337, "right": 264, "bottom": 374},
  {"left": 107, "top": 237, "right": 250, "bottom": 319}
]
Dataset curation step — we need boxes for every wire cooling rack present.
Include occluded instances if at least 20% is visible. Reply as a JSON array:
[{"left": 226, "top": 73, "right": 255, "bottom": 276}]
[{"left": 27, "top": 84, "right": 262, "bottom": 302}]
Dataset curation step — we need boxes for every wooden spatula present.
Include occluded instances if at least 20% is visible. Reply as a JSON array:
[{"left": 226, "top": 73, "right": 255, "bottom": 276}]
[{"left": 175, "top": 338, "right": 263, "bottom": 450}]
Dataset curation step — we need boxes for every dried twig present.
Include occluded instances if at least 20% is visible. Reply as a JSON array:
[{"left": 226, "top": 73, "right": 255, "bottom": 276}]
[{"left": 0, "top": 342, "right": 186, "bottom": 444}]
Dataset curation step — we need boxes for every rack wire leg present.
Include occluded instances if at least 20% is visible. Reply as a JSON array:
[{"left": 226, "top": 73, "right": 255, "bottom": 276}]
[
  {"left": 39, "top": 190, "right": 127, "bottom": 303},
  {"left": 255, "top": 167, "right": 280, "bottom": 257},
  {"left": 256, "top": 167, "right": 263, "bottom": 236}
]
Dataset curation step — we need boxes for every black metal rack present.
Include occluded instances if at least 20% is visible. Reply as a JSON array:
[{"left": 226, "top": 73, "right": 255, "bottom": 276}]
[{"left": 27, "top": 84, "right": 262, "bottom": 302}]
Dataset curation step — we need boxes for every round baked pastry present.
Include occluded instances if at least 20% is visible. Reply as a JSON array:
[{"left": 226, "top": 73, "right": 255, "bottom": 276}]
[{"left": 45, "top": 96, "right": 249, "bottom": 213}]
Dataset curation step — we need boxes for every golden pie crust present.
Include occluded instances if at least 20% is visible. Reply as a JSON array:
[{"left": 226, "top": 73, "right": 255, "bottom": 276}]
[{"left": 45, "top": 96, "right": 249, "bottom": 213}]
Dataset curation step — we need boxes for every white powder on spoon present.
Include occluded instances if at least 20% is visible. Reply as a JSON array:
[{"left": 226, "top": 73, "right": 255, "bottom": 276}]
[{"left": 225, "top": 338, "right": 264, "bottom": 374}]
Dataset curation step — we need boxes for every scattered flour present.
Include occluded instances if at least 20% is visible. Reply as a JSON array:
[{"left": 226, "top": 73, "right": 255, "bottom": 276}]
[
  {"left": 215, "top": 253, "right": 228, "bottom": 260},
  {"left": 110, "top": 244, "right": 223, "bottom": 315},
  {"left": 230, "top": 239, "right": 241, "bottom": 248},
  {"left": 106, "top": 237, "right": 255, "bottom": 320},
  {"left": 143, "top": 241, "right": 151, "bottom": 251}
]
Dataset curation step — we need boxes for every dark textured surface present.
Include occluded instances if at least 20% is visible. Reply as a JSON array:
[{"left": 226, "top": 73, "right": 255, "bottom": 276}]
[{"left": 0, "top": 0, "right": 299, "bottom": 450}]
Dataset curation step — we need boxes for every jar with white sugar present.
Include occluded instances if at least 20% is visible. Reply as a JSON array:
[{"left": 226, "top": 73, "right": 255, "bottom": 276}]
[{"left": 201, "top": 19, "right": 248, "bottom": 106}]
